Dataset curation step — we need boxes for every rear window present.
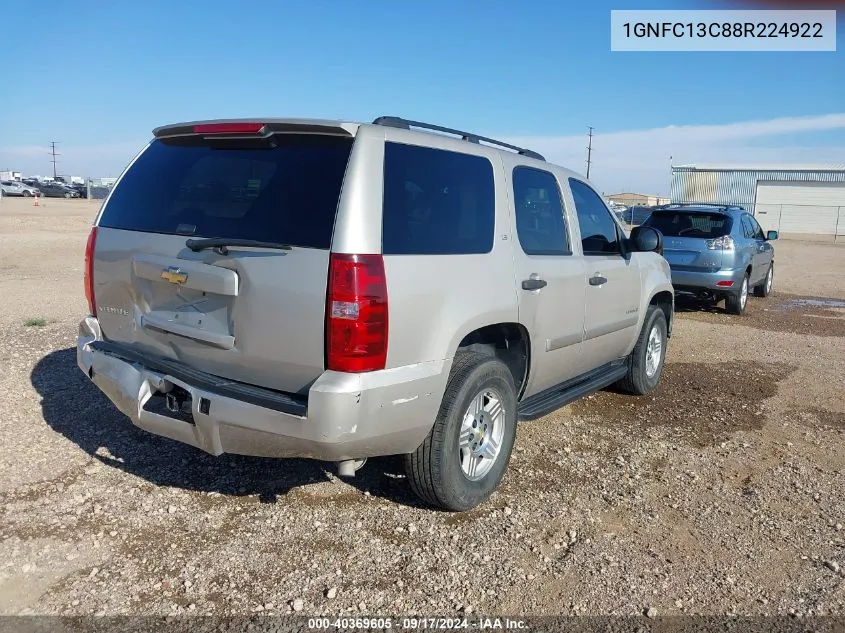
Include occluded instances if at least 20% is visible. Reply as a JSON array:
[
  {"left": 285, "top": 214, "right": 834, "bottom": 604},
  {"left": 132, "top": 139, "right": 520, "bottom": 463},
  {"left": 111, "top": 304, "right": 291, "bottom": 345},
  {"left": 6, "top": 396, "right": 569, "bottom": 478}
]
[
  {"left": 644, "top": 211, "right": 732, "bottom": 238},
  {"left": 382, "top": 143, "right": 495, "bottom": 255},
  {"left": 98, "top": 135, "right": 353, "bottom": 249}
]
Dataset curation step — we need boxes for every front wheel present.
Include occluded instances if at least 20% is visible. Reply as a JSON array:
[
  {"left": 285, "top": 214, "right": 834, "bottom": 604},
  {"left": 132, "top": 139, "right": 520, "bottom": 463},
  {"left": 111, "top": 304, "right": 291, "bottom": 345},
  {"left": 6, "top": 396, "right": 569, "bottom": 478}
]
[
  {"left": 616, "top": 305, "right": 668, "bottom": 395},
  {"left": 725, "top": 273, "right": 749, "bottom": 314},
  {"left": 22, "top": 190, "right": 31, "bottom": 197},
  {"left": 405, "top": 351, "right": 517, "bottom": 511},
  {"left": 754, "top": 263, "right": 774, "bottom": 298}
]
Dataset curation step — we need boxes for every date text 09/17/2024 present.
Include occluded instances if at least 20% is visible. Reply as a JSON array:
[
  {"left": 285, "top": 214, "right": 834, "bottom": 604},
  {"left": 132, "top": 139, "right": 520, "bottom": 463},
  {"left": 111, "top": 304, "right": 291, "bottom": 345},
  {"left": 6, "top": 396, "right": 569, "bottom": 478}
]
[{"left": 307, "top": 617, "right": 528, "bottom": 630}]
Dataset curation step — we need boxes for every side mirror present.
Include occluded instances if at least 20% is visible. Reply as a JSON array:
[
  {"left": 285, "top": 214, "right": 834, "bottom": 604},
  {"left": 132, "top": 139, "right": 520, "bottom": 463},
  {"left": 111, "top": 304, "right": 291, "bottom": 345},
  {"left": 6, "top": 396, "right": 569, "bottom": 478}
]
[
  {"left": 629, "top": 225, "right": 663, "bottom": 254},
  {"left": 766, "top": 230, "right": 778, "bottom": 241}
]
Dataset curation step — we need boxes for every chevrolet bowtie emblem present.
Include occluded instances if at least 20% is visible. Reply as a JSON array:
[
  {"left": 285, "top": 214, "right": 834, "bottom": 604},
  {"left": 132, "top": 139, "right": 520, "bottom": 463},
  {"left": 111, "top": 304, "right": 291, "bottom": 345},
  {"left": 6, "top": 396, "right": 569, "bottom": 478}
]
[{"left": 160, "top": 266, "right": 188, "bottom": 285}]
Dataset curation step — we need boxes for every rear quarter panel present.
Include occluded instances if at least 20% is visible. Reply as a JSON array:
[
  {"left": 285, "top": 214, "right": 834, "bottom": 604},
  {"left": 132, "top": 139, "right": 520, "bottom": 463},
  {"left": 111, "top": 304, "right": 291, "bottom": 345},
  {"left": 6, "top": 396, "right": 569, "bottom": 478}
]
[{"left": 334, "top": 126, "right": 519, "bottom": 368}]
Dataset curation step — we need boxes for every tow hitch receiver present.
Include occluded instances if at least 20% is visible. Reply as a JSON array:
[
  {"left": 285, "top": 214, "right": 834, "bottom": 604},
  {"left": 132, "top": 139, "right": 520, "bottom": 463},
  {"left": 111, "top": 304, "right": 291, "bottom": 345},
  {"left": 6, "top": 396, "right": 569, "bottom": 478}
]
[
  {"left": 144, "top": 385, "right": 195, "bottom": 425},
  {"left": 166, "top": 391, "right": 184, "bottom": 413}
]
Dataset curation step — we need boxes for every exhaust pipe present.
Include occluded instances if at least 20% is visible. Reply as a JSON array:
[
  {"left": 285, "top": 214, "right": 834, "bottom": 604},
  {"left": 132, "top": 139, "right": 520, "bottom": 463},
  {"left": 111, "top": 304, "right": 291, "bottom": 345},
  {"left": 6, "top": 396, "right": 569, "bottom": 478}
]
[{"left": 337, "top": 458, "right": 367, "bottom": 478}]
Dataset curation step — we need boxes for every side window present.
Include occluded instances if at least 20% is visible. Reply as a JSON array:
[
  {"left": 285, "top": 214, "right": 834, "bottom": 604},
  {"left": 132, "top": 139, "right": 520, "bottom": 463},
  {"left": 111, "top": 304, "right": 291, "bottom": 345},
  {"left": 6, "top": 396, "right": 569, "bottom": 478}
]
[
  {"left": 568, "top": 179, "right": 620, "bottom": 255},
  {"left": 741, "top": 215, "right": 759, "bottom": 239},
  {"left": 382, "top": 143, "right": 495, "bottom": 255},
  {"left": 747, "top": 214, "right": 765, "bottom": 240},
  {"left": 512, "top": 166, "right": 570, "bottom": 256}
]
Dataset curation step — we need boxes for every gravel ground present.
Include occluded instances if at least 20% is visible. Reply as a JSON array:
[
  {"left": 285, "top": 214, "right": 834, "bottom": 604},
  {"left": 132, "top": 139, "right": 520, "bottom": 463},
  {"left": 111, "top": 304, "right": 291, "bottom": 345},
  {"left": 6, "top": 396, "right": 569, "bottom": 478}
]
[{"left": 2, "top": 198, "right": 845, "bottom": 618}]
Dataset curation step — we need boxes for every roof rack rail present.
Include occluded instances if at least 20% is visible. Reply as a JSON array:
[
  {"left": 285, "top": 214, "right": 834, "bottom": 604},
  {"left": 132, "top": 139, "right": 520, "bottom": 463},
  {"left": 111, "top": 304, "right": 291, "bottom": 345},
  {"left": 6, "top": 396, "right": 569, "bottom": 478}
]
[
  {"left": 372, "top": 116, "right": 545, "bottom": 161},
  {"left": 661, "top": 202, "right": 745, "bottom": 211}
]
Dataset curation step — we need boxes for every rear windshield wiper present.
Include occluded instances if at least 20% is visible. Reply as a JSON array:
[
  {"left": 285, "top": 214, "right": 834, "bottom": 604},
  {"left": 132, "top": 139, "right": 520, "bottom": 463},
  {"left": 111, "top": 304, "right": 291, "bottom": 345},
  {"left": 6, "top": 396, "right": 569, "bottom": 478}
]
[{"left": 185, "top": 238, "right": 292, "bottom": 255}]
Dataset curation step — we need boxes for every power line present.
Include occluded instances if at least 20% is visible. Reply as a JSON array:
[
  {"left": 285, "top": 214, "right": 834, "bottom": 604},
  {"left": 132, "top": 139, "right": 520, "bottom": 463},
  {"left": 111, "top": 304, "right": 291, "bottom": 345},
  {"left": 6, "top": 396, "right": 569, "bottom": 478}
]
[
  {"left": 49, "top": 141, "right": 60, "bottom": 179},
  {"left": 586, "top": 127, "right": 594, "bottom": 179}
]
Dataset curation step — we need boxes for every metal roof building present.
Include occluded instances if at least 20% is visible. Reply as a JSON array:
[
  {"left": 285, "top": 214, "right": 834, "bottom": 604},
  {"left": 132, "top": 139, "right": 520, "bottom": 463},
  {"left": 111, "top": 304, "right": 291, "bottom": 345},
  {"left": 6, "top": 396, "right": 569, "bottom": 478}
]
[{"left": 670, "top": 164, "right": 845, "bottom": 240}]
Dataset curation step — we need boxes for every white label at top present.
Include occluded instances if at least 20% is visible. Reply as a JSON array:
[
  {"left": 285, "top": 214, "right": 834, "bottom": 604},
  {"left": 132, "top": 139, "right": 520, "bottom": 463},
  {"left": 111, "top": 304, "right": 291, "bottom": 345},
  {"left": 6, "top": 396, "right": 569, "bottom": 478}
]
[{"left": 611, "top": 10, "right": 836, "bottom": 52}]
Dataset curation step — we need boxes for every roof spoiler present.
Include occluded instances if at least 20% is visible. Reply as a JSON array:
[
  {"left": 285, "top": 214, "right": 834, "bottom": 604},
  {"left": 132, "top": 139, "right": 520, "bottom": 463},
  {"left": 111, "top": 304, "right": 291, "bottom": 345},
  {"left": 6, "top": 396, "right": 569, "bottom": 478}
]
[{"left": 153, "top": 120, "right": 354, "bottom": 139}]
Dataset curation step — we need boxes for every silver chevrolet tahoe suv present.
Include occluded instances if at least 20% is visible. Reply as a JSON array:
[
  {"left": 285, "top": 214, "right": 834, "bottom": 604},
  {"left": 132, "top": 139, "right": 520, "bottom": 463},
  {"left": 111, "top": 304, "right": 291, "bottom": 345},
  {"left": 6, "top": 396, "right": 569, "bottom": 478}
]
[{"left": 77, "top": 116, "right": 674, "bottom": 511}]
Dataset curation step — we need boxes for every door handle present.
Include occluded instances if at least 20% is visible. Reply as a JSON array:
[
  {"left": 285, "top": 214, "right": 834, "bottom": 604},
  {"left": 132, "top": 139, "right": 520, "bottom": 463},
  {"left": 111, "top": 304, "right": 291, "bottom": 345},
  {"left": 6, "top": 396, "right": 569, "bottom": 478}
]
[
  {"left": 522, "top": 278, "right": 547, "bottom": 291},
  {"left": 589, "top": 275, "right": 608, "bottom": 286}
]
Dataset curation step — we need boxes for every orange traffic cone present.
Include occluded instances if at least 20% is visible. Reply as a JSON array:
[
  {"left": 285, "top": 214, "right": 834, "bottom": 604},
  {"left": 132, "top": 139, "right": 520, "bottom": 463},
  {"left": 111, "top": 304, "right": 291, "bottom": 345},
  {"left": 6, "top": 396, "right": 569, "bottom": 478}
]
[{"left": 33, "top": 194, "right": 40, "bottom": 207}]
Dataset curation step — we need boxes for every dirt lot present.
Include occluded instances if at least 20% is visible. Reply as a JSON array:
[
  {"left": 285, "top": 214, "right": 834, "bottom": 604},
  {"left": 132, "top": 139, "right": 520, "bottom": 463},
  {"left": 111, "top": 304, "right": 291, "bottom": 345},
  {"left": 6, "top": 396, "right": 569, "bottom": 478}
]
[{"left": 2, "top": 197, "right": 845, "bottom": 618}]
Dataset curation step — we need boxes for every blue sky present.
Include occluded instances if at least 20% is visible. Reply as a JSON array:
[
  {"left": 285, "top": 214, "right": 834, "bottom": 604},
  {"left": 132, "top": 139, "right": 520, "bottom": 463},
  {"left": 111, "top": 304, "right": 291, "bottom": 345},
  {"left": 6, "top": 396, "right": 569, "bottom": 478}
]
[{"left": 1, "top": 0, "right": 842, "bottom": 194}]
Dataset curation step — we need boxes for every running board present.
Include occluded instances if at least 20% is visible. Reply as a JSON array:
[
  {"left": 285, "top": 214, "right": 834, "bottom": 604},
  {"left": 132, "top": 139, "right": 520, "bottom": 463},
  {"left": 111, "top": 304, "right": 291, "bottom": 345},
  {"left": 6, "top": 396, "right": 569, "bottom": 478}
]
[{"left": 517, "top": 362, "right": 629, "bottom": 421}]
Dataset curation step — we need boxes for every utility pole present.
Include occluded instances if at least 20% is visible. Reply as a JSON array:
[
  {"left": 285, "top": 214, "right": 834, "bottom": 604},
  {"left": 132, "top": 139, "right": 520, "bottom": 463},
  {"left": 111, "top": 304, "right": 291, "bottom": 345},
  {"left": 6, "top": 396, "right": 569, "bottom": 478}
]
[
  {"left": 668, "top": 155, "right": 674, "bottom": 205},
  {"left": 49, "top": 141, "right": 60, "bottom": 179},
  {"left": 586, "top": 127, "right": 594, "bottom": 179}
]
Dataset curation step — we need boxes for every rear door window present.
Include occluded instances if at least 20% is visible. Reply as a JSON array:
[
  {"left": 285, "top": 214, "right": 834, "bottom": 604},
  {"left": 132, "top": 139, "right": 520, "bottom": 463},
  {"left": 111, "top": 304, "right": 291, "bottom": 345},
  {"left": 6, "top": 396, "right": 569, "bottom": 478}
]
[
  {"left": 98, "top": 135, "right": 353, "bottom": 249},
  {"left": 741, "top": 215, "right": 756, "bottom": 239},
  {"left": 382, "top": 143, "right": 495, "bottom": 255},
  {"left": 512, "top": 167, "right": 570, "bottom": 255},
  {"left": 645, "top": 211, "right": 732, "bottom": 238},
  {"left": 745, "top": 214, "right": 765, "bottom": 240}
]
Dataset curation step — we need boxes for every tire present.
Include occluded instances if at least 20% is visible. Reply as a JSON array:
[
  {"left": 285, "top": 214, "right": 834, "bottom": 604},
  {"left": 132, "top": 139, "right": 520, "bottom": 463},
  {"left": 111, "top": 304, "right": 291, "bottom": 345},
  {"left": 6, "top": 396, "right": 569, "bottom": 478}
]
[
  {"left": 64, "top": 192, "right": 72, "bottom": 199},
  {"left": 405, "top": 351, "right": 517, "bottom": 511},
  {"left": 23, "top": 190, "right": 31, "bottom": 197},
  {"left": 725, "top": 272, "right": 750, "bottom": 314},
  {"left": 616, "top": 305, "right": 668, "bottom": 395},
  {"left": 754, "top": 262, "right": 773, "bottom": 298}
]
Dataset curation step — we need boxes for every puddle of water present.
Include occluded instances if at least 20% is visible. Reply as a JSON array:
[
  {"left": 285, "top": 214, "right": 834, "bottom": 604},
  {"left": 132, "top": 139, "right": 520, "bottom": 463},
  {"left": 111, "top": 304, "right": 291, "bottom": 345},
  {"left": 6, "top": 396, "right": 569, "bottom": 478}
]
[
  {"left": 680, "top": 293, "right": 845, "bottom": 336},
  {"left": 767, "top": 297, "right": 845, "bottom": 312}
]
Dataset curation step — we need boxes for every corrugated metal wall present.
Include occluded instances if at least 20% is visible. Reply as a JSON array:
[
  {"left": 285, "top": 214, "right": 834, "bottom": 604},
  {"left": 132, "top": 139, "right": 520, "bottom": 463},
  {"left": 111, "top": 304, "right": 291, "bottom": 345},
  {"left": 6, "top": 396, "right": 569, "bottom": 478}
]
[{"left": 670, "top": 167, "right": 845, "bottom": 207}]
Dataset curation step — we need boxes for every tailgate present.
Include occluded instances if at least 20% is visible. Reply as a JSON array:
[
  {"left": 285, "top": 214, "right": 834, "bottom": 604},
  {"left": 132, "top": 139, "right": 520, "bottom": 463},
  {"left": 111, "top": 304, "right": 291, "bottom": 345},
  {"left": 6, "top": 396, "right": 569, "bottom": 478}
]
[
  {"left": 92, "top": 130, "right": 354, "bottom": 395},
  {"left": 661, "top": 236, "right": 723, "bottom": 271},
  {"left": 645, "top": 211, "right": 732, "bottom": 272}
]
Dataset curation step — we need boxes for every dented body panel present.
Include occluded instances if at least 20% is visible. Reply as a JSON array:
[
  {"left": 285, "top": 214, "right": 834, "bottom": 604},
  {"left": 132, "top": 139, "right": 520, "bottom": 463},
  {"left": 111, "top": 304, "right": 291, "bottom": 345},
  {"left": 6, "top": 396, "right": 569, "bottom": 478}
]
[{"left": 78, "top": 316, "right": 450, "bottom": 460}]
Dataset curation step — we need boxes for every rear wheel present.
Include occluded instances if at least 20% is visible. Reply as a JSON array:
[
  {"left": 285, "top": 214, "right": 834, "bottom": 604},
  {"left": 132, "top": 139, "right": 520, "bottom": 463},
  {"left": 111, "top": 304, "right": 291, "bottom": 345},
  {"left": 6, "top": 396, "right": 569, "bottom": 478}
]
[
  {"left": 725, "top": 273, "right": 749, "bottom": 314},
  {"left": 617, "top": 305, "right": 667, "bottom": 395},
  {"left": 405, "top": 351, "right": 517, "bottom": 511},
  {"left": 754, "top": 263, "right": 773, "bottom": 298}
]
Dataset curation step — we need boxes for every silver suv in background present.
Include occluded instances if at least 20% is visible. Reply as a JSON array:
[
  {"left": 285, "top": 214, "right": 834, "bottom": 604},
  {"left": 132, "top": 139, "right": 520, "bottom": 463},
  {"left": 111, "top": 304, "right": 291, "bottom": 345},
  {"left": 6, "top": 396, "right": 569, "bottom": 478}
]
[
  {"left": 0, "top": 180, "right": 40, "bottom": 197},
  {"left": 77, "top": 116, "right": 674, "bottom": 511},
  {"left": 641, "top": 204, "right": 777, "bottom": 314}
]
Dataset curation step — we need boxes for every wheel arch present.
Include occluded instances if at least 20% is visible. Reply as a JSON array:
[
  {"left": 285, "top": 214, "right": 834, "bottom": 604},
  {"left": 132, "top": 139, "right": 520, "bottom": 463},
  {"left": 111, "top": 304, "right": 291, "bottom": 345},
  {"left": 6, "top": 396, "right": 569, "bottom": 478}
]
[
  {"left": 648, "top": 289, "right": 674, "bottom": 338},
  {"left": 454, "top": 322, "right": 531, "bottom": 400}
]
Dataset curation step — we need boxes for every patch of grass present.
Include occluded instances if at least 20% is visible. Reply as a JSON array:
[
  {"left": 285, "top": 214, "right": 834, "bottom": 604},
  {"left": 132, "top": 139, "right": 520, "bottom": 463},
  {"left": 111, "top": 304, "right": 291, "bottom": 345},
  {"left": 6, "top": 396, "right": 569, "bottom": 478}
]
[{"left": 24, "top": 317, "right": 47, "bottom": 327}]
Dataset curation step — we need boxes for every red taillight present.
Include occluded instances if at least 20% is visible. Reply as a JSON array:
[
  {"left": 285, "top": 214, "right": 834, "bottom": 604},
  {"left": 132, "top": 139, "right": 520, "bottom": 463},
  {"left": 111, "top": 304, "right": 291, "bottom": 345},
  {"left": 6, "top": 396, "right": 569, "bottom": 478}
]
[
  {"left": 716, "top": 280, "right": 734, "bottom": 287},
  {"left": 326, "top": 254, "right": 388, "bottom": 373},
  {"left": 84, "top": 226, "right": 98, "bottom": 315},
  {"left": 193, "top": 122, "right": 265, "bottom": 135}
]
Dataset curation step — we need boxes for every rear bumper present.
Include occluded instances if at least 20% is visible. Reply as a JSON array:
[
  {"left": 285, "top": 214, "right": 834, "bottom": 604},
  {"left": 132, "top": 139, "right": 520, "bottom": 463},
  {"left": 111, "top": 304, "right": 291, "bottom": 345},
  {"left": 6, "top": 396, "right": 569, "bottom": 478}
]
[
  {"left": 76, "top": 316, "right": 449, "bottom": 461},
  {"left": 670, "top": 268, "right": 745, "bottom": 295}
]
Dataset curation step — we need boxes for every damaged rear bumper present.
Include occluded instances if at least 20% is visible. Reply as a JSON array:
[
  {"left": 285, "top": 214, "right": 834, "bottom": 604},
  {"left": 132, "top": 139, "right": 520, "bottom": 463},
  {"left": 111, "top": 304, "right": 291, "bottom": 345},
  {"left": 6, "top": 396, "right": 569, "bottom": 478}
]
[{"left": 76, "top": 316, "right": 448, "bottom": 461}]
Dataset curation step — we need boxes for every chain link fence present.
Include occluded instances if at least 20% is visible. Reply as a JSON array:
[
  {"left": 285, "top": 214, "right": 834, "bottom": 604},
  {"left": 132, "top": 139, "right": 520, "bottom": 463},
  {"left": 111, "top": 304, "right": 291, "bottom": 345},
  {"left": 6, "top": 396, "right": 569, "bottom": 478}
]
[
  {"left": 80, "top": 178, "right": 114, "bottom": 201},
  {"left": 605, "top": 196, "right": 670, "bottom": 228},
  {"left": 746, "top": 202, "right": 845, "bottom": 241}
]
